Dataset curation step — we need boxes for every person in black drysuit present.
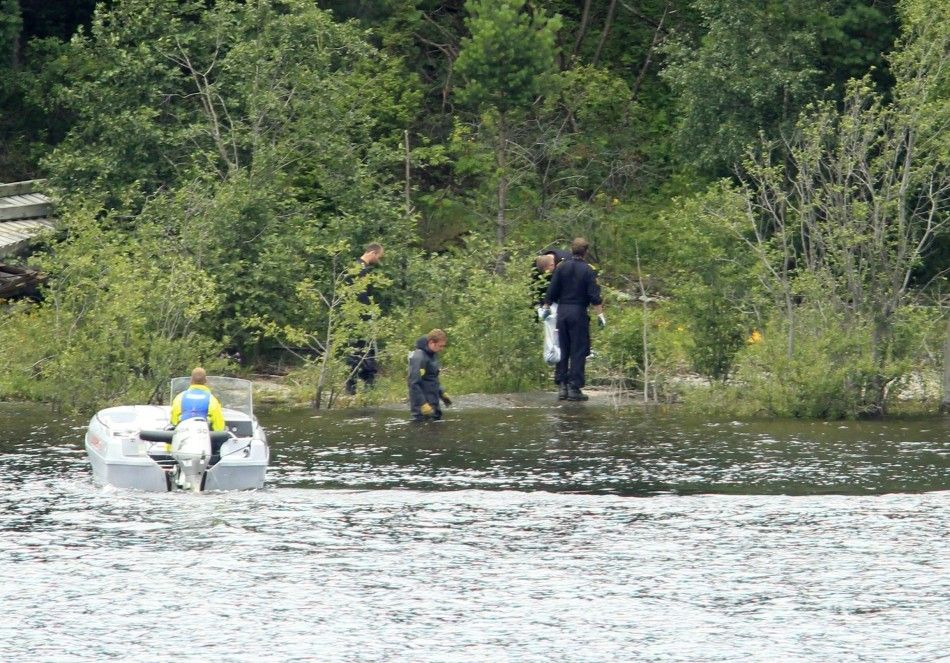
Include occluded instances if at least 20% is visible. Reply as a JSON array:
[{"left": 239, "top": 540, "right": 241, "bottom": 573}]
[
  {"left": 345, "top": 243, "right": 384, "bottom": 395},
  {"left": 541, "top": 237, "right": 605, "bottom": 401},
  {"left": 408, "top": 329, "right": 452, "bottom": 421}
]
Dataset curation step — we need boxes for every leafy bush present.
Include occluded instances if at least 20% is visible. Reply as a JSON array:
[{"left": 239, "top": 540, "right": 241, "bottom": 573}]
[
  {"left": 593, "top": 300, "right": 689, "bottom": 398},
  {"left": 723, "top": 308, "right": 891, "bottom": 418},
  {"left": 0, "top": 209, "right": 225, "bottom": 411},
  {"left": 661, "top": 182, "right": 763, "bottom": 381},
  {"left": 445, "top": 263, "right": 544, "bottom": 394}
]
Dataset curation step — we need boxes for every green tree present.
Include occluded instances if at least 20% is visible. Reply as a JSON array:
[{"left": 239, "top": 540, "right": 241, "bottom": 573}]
[
  {"left": 40, "top": 0, "right": 416, "bottom": 359},
  {"left": 453, "top": 0, "right": 561, "bottom": 254},
  {"left": 662, "top": 0, "right": 824, "bottom": 175},
  {"left": 0, "top": 206, "right": 223, "bottom": 410},
  {"left": 0, "top": 0, "right": 19, "bottom": 67},
  {"left": 662, "top": 0, "right": 900, "bottom": 176},
  {"left": 735, "top": 26, "right": 949, "bottom": 415}
]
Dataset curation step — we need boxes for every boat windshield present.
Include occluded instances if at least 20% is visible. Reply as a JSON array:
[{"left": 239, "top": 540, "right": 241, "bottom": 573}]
[{"left": 170, "top": 376, "right": 253, "bottom": 417}]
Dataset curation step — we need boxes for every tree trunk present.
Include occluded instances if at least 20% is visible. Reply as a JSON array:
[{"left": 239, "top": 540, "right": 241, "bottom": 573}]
[
  {"left": 867, "top": 319, "right": 891, "bottom": 417},
  {"left": 572, "top": 0, "right": 593, "bottom": 57},
  {"left": 496, "top": 157, "right": 508, "bottom": 245},
  {"left": 494, "top": 116, "right": 509, "bottom": 273},
  {"left": 404, "top": 129, "right": 412, "bottom": 217},
  {"left": 636, "top": 242, "right": 649, "bottom": 402},
  {"left": 313, "top": 311, "right": 335, "bottom": 409},
  {"left": 630, "top": 3, "right": 668, "bottom": 102},
  {"left": 942, "top": 318, "right": 950, "bottom": 414},
  {"left": 592, "top": 0, "right": 618, "bottom": 65}
]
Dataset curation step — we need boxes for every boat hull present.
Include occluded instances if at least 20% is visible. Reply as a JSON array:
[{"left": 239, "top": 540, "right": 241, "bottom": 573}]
[
  {"left": 85, "top": 403, "right": 268, "bottom": 492},
  {"left": 87, "top": 443, "right": 169, "bottom": 492}
]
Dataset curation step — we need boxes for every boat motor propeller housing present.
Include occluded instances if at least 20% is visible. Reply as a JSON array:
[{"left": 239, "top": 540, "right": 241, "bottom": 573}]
[{"left": 170, "top": 418, "right": 212, "bottom": 492}]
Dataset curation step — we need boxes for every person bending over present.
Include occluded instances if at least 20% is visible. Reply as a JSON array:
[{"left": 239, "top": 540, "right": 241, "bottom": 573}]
[{"left": 346, "top": 242, "right": 385, "bottom": 395}]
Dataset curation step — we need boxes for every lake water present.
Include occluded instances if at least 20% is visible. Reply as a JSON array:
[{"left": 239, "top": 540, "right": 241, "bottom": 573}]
[{"left": 1, "top": 400, "right": 947, "bottom": 662}]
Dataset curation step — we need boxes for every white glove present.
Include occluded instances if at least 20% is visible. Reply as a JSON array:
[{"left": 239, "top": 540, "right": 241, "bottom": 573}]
[{"left": 597, "top": 313, "right": 606, "bottom": 328}]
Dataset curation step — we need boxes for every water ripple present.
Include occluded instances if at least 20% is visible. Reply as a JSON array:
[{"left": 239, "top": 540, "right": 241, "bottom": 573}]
[{"left": 0, "top": 403, "right": 948, "bottom": 661}]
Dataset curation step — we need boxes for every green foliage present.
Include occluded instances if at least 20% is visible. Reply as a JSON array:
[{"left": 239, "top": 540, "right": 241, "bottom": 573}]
[
  {"left": 653, "top": 183, "right": 762, "bottom": 380},
  {"left": 663, "top": 0, "right": 824, "bottom": 173},
  {"left": 450, "top": 1, "right": 563, "bottom": 248},
  {"left": 892, "top": 0, "right": 949, "bottom": 150},
  {"left": 0, "top": 5, "right": 64, "bottom": 180},
  {"left": 526, "top": 65, "right": 666, "bottom": 229},
  {"left": 377, "top": 238, "right": 546, "bottom": 394},
  {"left": 0, "top": 208, "right": 224, "bottom": 411},
  {"left": 0, "top": 0, "right": 942, "bottom": 418},
  {"left": 729, "top": 308, "right": 887, "bottom": 418},
  {"left": 593, "top": 300, "right": 690, "bottom": 396},
  {"left": 814, "top": 1, "right": 899, "bottom": 93},
  {"left": 678, "top": 287, "right": 747, "bottom": 381},
  {"left": 661, "top": 0, "right": 899, "bottom": 176},
  {"left": 38, "top": 0, "right": 414, "bottom": 356},
  {"left": 444, "top": 261, "right": 543, "bottom": 393},
  {"left": 250, "top": 239, "right": 396, "bottom": 405},
  {"left": 737, "top": 62, "right": 948, "bottom": 416},
  {"left": 0, "top": 0, "right": 20, "bottom": 68},
  {"left": 454, "top": 0, "right": 561, "bottom": 115},
  {"left": 44, "top": 0, "right": 416, "bottom": 216}
]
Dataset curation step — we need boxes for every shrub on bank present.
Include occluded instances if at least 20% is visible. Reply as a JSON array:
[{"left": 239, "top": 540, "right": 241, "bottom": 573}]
[
  {"left": 679, "top": 304, "right": 941, "bottom": 419},
  {"left": 0, "top": 210, "right": 226, "bottom": 411}
]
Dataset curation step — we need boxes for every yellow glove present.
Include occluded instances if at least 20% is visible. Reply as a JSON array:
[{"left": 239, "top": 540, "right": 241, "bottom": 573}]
[{"left": 420, "top": 402, "right": 434, "bottom": 416}]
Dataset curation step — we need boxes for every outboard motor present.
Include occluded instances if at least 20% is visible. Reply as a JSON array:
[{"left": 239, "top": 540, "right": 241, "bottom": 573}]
[{"left": 170, "top": 418, "right": 212, "bottom": 492}]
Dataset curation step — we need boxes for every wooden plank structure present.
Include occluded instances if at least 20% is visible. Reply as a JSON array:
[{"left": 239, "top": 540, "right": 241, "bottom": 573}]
[{"left": 0, "top": 179, "right": 54, "bottom": 299}]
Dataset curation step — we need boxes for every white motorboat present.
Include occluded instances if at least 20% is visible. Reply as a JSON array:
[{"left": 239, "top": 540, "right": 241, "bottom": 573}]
[{"left": 85, "top": 376, "right": 268, "bottom": 492}]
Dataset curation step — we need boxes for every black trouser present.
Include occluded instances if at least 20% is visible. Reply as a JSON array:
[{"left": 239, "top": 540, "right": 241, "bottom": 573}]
[
  {"left": 345, "top": 340, "right": 378, "bottom": 393},
  {"left": 554, "top": 305, "right": 590, "bottom": 388}
]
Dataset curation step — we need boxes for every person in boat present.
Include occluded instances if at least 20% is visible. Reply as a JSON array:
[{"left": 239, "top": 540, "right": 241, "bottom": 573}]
[
  {"left": 345, "top": 242, "right": 385, "bottom": 395},
  {"left": 540, "top": 237, "right": 605, "bottom": 402},
  {"left": 408, "top": 328, "right": 452, "bottom": 421},
  {"left": 170, "top": 367, "right": 226, "bottom": 432}
]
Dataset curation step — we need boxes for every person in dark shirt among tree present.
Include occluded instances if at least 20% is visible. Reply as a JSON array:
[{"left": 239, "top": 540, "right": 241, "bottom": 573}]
[
  {"left": 541, "top": 237, "right": 605, "bottom": 401},
  {"left": 533, "top": 247, "right": 570, "bottom": 306},
  {"left": 533, "top": 246, "right": 571, "bottom": 379},
  {"left": 345, "top": 242, "right": 384, "bottom": 396}
]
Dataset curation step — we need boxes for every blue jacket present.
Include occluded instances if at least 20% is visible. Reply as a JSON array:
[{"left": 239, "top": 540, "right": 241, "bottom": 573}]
[{"left": 171, "top": 384, "right": 225, "bottom": 431}]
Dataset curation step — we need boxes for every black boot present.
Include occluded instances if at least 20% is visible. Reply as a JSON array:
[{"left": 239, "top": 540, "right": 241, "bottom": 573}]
[
  {"left": 567, "top": 385, "right": 589, "bottom": 401},
  {"left": 557, "top": 383, "right": 569, "bottom": 400}
]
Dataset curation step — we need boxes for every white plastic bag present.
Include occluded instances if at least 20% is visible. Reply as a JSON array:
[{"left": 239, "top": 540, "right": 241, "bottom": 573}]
[{"left": 538, "top": 303, "right": 560, "bottom": 365}]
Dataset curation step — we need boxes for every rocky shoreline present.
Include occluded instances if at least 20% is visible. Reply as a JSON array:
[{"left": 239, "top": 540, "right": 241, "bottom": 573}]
[
  {"left": 250, "top": 370, "right": 944, "bottom": 413},
  {"left": 250, "top": 375, "right": 638, "bottom": 410}
]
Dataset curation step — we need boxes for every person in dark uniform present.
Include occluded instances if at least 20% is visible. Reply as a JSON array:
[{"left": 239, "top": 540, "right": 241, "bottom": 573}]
[
  {"left": 345, "top": 242, "right": 384, "bottom": 395},
  {"left": 408, "top": 329, "right": 452, "bottom": 421},
  {"left": 541, "top": 237, "right": 605, "bottom": 401},
  {"left": 533, "top": 247, "right": 571, "bottom": 380},
  {"left": 533, "top": 248, "right": 570, "bottom": 305}
]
